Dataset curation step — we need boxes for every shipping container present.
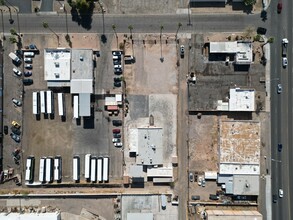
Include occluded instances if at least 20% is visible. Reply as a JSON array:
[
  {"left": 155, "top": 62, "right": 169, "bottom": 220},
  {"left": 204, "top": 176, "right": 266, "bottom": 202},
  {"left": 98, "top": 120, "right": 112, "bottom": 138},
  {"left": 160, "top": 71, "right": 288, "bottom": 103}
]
[
  {"left": 90, "top": 157, "right": 97, "bottom": 182},
  {"left": 45, "top": 157, "right": 53, "bottom": 182},
  {"left": 25, "top": 156, "right": 35, "bottom": 182},
  {"left": 97, "top": 157, "right": 103, "bottom": 182},
  {"left": 73, "top": 156, "right": 80, "bottom": 181},
  {"left": 40, "top": 91, "right": 46, "bottom": 113},
  {"left": 84, "top": 154, "right": 91, "bottom": 179},
  {"left": 32, "top": 92, "right": 40, "bottom": 115},
  {"left": 103, "top": 157, "right": 109, "bottom": 182},
  {"left": 58, "top": 93, "right": 65, "bottom": 116},
  {"left": 39, "top": 157, "right": 46, "bottom": 182}
]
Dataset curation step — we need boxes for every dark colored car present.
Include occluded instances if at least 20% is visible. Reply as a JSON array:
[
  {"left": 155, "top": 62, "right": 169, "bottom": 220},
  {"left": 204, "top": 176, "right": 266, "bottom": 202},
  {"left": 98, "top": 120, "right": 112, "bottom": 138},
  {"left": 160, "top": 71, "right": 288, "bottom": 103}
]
[
  {"left": 257, "top": 27, "right": 267, "bottom": 35},
  {"left": 113, "top": 60, "right": 121, "bottom": 65},
  {"left": 11, "top": 126, "right": 21, "bottom": 135},
  {"left": 114, "top": 68, "right": 123, "bottom": 75},
  {"left": 112, "top": 120, "right": 122, "bottom": 126},
  {"left": 10, "top": 133, "right": 20, "bottom": 143},
  {"left": 277, "top": 2, "right": 282, "bottom": 14},
  {"left": 278, "top": 143, "right": 282, "bottom": 152},
  {"left": 209, "top": 194, "right": 219, "bottom": 200},
  {"left": 113, "top": 128, "right": 121, "bottom": 134},
  {"left": 113, "top": 133, "right": 121, "bottom": 138},
  {"left": 24, "top": 71, "right": 32, "bottom": 77},
  {"left": 114, "top": 77, "right": 121, "bottom": 82},
  {"left": 191, "top": 195, "right": 200, "bottom": 200},
  {"left": 23, "top": 78, "right": 33, "bottom": 85},
  {"left": 4, "top": 125, "right": 8, "bottom": 135},
  {"left": 114, "top": 81, "right": 122, "bottom": 87}
]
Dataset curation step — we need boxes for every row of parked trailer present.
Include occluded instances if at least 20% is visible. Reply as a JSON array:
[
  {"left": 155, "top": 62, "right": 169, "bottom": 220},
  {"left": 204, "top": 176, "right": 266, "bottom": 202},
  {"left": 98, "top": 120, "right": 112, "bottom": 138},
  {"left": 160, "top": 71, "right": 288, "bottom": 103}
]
[
  {"left": 25, "top": 155, "right": 110, "bottom": 184},
  {"left": 32, "top": 91, "right": 65, "bottom": 116},
  {"left": 73, "top": 155, "right": 109, "bottom": 183}
]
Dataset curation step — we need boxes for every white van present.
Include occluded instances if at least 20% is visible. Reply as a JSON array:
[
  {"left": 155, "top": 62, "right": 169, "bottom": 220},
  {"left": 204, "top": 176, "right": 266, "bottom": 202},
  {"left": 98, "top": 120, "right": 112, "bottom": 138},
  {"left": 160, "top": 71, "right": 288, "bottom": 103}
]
[{"left": 24, "top": 52, "right": 34, "bottom": 57}]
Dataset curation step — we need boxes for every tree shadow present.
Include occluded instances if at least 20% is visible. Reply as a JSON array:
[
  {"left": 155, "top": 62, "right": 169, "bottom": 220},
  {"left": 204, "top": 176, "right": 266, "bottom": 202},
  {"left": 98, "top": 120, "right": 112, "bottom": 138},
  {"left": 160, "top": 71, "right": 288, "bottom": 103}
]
[{"left": 70, "top": 2, "right": 94, "bottom": 30}]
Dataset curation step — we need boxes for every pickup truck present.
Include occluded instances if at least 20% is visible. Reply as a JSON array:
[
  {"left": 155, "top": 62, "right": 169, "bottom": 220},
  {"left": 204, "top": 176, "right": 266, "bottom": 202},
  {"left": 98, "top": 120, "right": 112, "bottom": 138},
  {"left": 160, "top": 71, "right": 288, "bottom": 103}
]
[
  {"left": 9, "top": 52, "right": 21, "bottom": 64},
  {"left": 282, "top": 38, "right": 288, "bottom": 57}
]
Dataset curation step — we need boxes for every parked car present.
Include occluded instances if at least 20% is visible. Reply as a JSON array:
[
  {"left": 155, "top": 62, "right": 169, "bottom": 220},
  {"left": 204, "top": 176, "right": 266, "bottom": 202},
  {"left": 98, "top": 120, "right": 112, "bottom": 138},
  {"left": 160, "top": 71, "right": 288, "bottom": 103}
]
[
  {"left": 12, "top": 98, "right": 22, "bottom": 107},
  {"left": 277, "top": 84, "right": 282, "bottom": 94},
  {"left": 24, "top": 71, "right": 32, "bottom": 77},
  {"left": 113, "top": 133, "right": 121, "bottom": 138},
  {"left": 113, "top": 60, "right": 121, "bottom": 65},
  {"left": 112, "top": 51, "right": 122, "bottom": 56},
  {"left": 114, "top": 142, "right": 123, "bottom": 147},
  {"left": 114, "top": 68, "right": 123, "bottom": 75},
  {"left": 113, "top": 55, "right": 121, "bottom": 60},
  {"left": 257, "top": 27, "right": 267, "bottom": 35},
  {"left": 25, "top": 64, "right": 33, "bottom": 69},
  {"left": 201, "top": 179, "right": 206, "bottom": 187},
  {"left": 114, "top": 77, "right": 121, "bottom": 82},
  {"left": 189, "top": 172, "right": 193, "bottom": 182},
  {"left": 23, "top": 78, "right": 33, "bottom": 85},
  {"left": 4, "top": 125, "right": 8, "bottom": 135},
  {"left": 209, "top": 194, "right": 219, "bottom": 200},
  {"left": 278, "top": 143, "right": 283, "bottom": 152},
  {"left": 114, "top": 64, "right": 122, "bottom": 69},
  {"left": 112, "top": 138, "right": 121, "bottom": 143},
  {"left": 114, "top": 81, "right": 122, "bottom": 87},
  {"left": 112, "top": 128, "right": 121, "bottom": 134},
  {"left": 191, "top": 195, "right": 200, "bottom": 200},
  {"left": 23, "top": 51, "right": 34, "bottom": 57},
  {"left": 11, "top": 126, "right": 21, "bottom": 135},
  {"left": 112, "top": 120, "right": 122, "bottom": 126},
  {"left": 279, "top": 189, "right": 283, "bottom": 198},
  {"left": 180, "top": 45, "right": 185, "bottom": 57},
  {"left": 10, "top": 133, "right": 20, "bottom": 143},
  {"left": 11, "top": 120, "right": 21, "bottom": 129},
  {"left": 24, "top": 58, "right": 32, "bottom": 63},
  {"left": 13, "top": 68, "right": 22, "bottom": 77},
  {"left": 29, "top": 44, "right": 38, "bottom": 50},
  {"left": 277, "top": 2, "right": 282, "bottom": 13}
]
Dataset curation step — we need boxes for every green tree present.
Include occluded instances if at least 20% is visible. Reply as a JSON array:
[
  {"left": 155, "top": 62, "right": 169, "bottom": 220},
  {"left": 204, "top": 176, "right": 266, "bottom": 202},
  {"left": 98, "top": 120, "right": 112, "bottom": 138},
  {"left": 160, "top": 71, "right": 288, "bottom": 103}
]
[
  {"left": 160, "top": 25, "right": 164, "bottom": 39},
  {"left": 10, "top": 28, "right": 18, "bottom": 36},
  {"left": 42, "top": 22, "right": 59, "bottom": 45},
  {"left": 9, "top": 36, "right": 17, "bottom": 44},
  {"left": 112, "top": 24, "right": 118, "bottom": 48},
  {"left": 243, "top": 0, "right": 257, "bottom": 6}
]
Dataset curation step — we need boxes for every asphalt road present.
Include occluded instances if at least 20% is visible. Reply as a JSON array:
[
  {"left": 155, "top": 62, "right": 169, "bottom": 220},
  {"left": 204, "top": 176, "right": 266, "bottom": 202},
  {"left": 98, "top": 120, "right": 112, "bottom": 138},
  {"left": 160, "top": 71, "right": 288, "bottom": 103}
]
[
  {"left": 0, "top": 13, "right": 265, "bottom": 35},
  {"left": 269, "top": 0, "right": 292, "bottom": 219}
]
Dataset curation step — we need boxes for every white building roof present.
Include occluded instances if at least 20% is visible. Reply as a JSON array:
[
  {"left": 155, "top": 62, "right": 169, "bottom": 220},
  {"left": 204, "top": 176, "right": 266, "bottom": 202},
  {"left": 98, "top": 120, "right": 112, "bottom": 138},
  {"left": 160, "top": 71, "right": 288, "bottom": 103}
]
[
  {"left": 229, "top": 88, "right": 255, "bottom": 111},
  {"left": 44, "top": 49, "right": 71, "bottom": 81},
  {"left": 71, "top": 49, "right": 93, "bottom": 80},
  {"left": 0, "top": 212, "right": 61, "bottom": 220},
  {"left": 105, "top": 97, "right": 117, "bottom": 106},
  {"left": 70, "top": 79, "right": 93, "bottom": 93},
  {"left": 210, "top": 42, "right": 237, "bottom": 53},
  {"left": 233, "top": 175, "right": 259, "bottom": 195},
  {"left": 136, "top": 127, "right": 163, "bottom": 165},
  {"left": 147, "top": 167, "right": 173, "bottom": 177}
]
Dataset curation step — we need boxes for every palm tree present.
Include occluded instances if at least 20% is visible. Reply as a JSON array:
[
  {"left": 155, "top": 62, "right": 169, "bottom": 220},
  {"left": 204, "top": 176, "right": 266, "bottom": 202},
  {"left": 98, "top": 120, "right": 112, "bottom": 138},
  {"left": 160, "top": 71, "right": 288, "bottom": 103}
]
[
  {"left": 175, "top": 22, "right": 182, "bottom": 41},
  {"left": 160, "top": 25, "right": 164, "bottom": 39},
  {"left": 112, "top": 24, "right": 118, "bottom": 48},
  {"left": 128, "top": 25, "right": 133, "bottom": 39},
  {"left": 42, "top": 22, "right": 59, "bottom": 46}
]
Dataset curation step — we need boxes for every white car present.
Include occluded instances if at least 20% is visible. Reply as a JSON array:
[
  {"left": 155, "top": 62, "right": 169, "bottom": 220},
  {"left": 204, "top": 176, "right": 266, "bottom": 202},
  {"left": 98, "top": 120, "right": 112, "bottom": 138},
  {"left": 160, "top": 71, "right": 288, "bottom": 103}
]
[
  {"left": 114, "top": 64, "right": 122, "bottom": 69},
  {"left": 112, "top": 138, "right": 121, "bottom": 143},
  {"left": 112, "top": 51, "right": 122, "bottom": 56},
  {"left": 12, "top": 98, "right": 22, "bottom": 107},
  {"left": 13, "top": 68, "right": 22, "bottom": 77},
  {"left": 23, "top": 51, "right": 34, "bottom": 57},
  {"left": 114, "top": 142, "right": 123, "bottom": 147},
  {"left": 24, "top": 58, "right": 32, "bottom": 63},
  {"left": 282, "top": 57, "right": 288, "bottom": 68},
  {"left": 279, "top": 189, "right": 283, "bottom": 198}
]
